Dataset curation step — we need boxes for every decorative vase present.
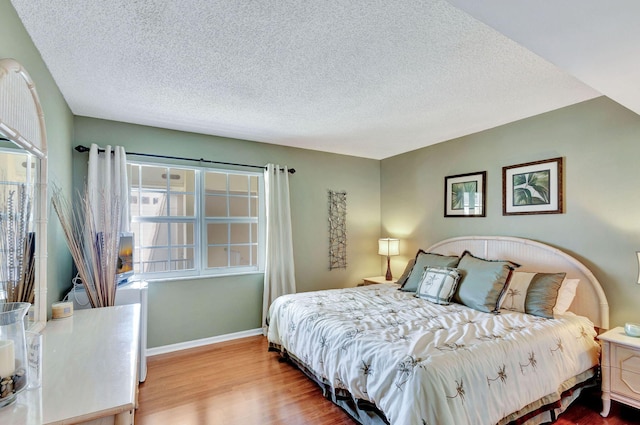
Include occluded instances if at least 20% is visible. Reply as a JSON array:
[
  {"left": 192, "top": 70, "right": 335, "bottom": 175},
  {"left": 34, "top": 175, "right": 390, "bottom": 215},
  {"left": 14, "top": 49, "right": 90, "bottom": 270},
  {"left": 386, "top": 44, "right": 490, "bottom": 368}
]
[{"left": 0, "top": 302, "right": 29, "bottom": 408}]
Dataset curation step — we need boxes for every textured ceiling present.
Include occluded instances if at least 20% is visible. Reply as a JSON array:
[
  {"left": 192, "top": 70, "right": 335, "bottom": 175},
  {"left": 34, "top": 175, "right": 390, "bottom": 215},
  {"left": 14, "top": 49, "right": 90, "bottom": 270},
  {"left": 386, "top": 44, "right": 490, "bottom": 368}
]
[
  {"left": 11, "top": 0, "right": 602, "bottom": 160},
  {"left": 449, "top": 0, "right": 640, "bottom": 121}
]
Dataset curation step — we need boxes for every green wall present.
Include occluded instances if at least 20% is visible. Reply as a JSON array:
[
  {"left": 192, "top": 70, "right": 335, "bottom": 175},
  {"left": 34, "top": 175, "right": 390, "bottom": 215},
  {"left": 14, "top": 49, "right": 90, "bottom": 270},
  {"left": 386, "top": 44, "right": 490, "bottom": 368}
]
[
  {"left": 73, "top": 117, "right": 381, "bottom": 348},
  {"left": 381, "top": 96, "right": 640, "bottom": 328},
  {"left": 1, "top": 0, "right": 75, "bottom": 316}
]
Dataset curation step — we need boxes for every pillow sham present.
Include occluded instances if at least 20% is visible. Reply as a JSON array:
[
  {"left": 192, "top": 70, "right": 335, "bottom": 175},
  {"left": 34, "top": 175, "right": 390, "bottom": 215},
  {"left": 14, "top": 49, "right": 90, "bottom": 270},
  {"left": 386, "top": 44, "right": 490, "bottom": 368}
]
[
  {"left": 553, "top": 278, "right": 579, "bottom": 315},
  {"left": 395, "top": 258, "right": 416, "bottom": 287},
  {"left": 415, "top": 266, "right": 462, "bottom": 305},
  {"left": 453, "top": 250, "right": 519, "bottom": 313},
  {"left": 400, "top": 250, "right": 460, "bottom": 292},
  {"left": 498, "top": 271, "right": 566, "bottom": 318}
]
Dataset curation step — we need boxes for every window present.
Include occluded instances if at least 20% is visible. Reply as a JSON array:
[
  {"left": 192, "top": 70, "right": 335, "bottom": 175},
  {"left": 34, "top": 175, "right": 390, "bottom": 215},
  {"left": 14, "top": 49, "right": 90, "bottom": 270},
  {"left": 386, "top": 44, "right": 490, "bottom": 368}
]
[{"left": 128, "top": 162, "right": 264, "bottom": 279}]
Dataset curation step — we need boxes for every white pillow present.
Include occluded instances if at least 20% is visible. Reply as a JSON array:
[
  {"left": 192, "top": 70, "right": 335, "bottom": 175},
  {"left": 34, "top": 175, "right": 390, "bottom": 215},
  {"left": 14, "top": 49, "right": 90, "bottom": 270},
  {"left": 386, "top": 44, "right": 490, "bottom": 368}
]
[
  {"left": 415, "top": 266, "right": 461, "bottom": 305},
  {"left": 553, "top": 278, "right": 580, "bottom": 315},
  {"left": 498, "top": 271, "right": 565, "bottom": 318},
  {"left": 498, "top": 271, "right": 533, "bottom": 312}
]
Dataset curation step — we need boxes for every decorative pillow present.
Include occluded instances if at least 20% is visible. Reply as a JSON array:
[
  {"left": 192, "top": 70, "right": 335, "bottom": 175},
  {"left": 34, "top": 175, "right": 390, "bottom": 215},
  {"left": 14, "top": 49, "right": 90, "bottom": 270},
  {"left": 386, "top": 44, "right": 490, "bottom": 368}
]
[
  {"left": 453, "top": 250, "right": 519, "bottom": 313},
  {"left": 400, "top": 250, "right": 460, "bottom": 292},
  {"left": 395, "top": 259, "right": 415, "bottom": 287},
  {"left": 553, "top": 278, "right": 579, "bottom": 315},
  {"left": 498, "top": 271, "right": 566, "bottom": 318},
  {"left": 415, "top": 266, "right": 462, "bottom": 305}
]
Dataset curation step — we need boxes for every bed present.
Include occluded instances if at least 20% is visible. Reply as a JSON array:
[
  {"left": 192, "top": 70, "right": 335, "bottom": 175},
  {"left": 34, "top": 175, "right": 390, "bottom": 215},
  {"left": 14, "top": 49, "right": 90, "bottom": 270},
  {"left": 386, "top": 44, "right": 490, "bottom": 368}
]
[{"left": 267, "top": 236, "right": 609, "bottom": 425}]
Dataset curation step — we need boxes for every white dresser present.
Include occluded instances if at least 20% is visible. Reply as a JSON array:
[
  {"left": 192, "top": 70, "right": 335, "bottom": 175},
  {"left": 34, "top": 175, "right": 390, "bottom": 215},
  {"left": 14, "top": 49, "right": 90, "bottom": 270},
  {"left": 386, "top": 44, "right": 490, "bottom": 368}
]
[
  {"left": 598, "top": 326, "right": 640, "bottom": 417},
  {"left": 68, "top": 280, "right": 148, "bottom": 382},
  {"left": 0, "top": 305, "right": 140, "bottom": 424}
]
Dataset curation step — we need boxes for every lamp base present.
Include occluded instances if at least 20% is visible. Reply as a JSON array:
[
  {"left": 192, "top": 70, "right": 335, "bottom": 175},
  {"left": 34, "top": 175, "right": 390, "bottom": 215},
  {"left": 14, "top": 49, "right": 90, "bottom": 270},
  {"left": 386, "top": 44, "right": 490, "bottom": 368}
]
[{"left": 385, "top": 256, "right": 392, "bottom": 281}]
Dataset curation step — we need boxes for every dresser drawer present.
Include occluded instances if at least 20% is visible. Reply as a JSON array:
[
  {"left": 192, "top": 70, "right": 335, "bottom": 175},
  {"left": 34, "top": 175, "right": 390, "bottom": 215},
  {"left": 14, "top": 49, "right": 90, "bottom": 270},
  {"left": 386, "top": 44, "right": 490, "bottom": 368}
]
[
  {"left": 611, "top": 367, "right": 640, "bottom": 399},
  {"left": 612, "top": 344, "right": 640, "bottom": 373}
]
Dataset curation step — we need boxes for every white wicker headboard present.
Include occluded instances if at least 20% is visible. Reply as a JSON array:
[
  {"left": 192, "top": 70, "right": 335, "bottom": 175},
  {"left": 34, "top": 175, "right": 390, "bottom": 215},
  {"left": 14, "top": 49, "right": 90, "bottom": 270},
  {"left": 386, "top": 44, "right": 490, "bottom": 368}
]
[{"left": 427, "top": 236, "right": 609, "bottom": 330}]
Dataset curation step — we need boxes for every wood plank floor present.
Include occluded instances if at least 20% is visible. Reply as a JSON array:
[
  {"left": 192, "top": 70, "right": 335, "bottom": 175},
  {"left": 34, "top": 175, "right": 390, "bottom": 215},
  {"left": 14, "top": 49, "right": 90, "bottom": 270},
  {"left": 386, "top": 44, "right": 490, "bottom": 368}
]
[{"left": 136, "top": 335, "right": 640, "bottom": 425}]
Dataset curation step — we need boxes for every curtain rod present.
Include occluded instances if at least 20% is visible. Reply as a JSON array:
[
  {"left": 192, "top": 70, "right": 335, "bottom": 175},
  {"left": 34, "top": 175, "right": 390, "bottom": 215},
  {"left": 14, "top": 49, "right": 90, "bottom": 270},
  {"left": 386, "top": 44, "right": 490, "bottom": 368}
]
[{"left": 74, "top": 145, "right": 296, "bottom": 174}]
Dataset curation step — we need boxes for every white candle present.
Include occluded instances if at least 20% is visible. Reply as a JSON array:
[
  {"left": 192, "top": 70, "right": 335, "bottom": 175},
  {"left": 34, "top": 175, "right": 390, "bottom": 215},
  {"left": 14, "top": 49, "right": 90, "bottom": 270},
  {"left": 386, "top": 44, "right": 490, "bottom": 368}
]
[{"left": 0, "top": 340, "right": 15, "bottom": 378}]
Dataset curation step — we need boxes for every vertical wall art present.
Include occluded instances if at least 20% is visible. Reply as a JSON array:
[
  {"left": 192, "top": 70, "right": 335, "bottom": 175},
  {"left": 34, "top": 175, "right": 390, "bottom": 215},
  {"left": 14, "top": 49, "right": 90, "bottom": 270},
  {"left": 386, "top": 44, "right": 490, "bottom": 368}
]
[{"left": 328, "top": 190, "right": 347, "bottom": 270}]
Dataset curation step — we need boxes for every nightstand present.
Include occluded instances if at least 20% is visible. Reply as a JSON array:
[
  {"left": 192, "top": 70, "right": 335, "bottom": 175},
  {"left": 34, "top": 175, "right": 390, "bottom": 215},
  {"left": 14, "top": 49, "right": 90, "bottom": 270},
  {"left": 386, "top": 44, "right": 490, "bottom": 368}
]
[
  {"left": 598, "top": 327, "right": 640, "bottom": 417},
  {"left": 360, "top": 276, "right": 398, "bottom": 286}
]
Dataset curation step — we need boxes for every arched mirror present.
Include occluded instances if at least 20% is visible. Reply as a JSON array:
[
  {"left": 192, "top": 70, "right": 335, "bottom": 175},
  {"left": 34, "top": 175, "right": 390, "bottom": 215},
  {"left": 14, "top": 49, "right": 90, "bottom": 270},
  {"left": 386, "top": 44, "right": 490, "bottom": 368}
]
[{"left": 0, "top": 58, "right": 48, "bottom": 331}]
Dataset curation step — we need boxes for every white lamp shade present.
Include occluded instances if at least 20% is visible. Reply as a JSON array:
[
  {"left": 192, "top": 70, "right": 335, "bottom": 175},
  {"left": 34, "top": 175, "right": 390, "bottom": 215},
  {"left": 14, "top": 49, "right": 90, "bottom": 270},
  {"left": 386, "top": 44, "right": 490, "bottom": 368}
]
[{"left": 378, "top": 238, "right": 400, "bottom": 256}]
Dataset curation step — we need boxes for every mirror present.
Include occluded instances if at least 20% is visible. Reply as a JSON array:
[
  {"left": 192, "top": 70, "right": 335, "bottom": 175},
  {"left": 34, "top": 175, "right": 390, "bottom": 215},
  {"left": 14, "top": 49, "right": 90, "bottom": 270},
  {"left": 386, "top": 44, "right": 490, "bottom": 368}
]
[
  {"left": 0, "top": 58, "right": 48, "bottom": 331},
  {"left": 0, "top": 141, "right": 37, "bottom": 304}
]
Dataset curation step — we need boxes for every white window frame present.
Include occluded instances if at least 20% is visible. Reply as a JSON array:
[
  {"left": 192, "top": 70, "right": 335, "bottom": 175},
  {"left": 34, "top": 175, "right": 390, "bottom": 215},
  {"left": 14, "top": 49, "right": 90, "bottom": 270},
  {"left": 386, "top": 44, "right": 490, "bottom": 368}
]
[{"left": 128, "top": 160, "right": 265, "bottom": 280}]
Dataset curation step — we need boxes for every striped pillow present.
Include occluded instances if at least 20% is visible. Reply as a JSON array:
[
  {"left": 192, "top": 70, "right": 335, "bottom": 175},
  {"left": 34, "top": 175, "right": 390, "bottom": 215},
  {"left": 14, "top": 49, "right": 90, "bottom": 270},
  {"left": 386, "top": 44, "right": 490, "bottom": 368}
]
[{"left": 415, "top": 266, "right": 461, "bottom": 305}]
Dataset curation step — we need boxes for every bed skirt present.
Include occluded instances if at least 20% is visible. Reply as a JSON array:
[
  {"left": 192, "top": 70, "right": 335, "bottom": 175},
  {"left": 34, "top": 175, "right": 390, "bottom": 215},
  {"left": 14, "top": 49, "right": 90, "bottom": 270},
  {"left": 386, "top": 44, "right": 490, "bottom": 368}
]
[{"left": 269, "top": 342, "right": 598, "bottom": 425}]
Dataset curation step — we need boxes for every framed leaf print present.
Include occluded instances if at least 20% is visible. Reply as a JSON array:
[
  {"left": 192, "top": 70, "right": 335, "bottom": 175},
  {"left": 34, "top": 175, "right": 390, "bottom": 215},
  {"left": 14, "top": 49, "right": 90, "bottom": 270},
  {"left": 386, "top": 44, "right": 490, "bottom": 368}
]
[
  {"left": 502, "top": 157, "right": 563, "bottom": 215},
  {"left": 444, "top": 171, "right": 486, "bottom": 217}
]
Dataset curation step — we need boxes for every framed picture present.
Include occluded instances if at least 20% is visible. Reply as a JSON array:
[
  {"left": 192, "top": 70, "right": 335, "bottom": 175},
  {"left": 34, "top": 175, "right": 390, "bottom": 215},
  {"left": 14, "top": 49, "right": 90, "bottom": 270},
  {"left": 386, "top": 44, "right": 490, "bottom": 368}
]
[
  {"left": 444, "top": 171, "right": 486, "bottom": 217},
  {"left": 502, "top": 157, "right": 563, "bottom": 215}
]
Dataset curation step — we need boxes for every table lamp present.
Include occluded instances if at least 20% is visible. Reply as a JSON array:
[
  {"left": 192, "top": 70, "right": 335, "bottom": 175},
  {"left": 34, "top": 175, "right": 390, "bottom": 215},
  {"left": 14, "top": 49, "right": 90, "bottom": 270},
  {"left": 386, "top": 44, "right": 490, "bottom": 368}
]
[{"left": 378, "top": 238, "right": 400, "bottom": 281}]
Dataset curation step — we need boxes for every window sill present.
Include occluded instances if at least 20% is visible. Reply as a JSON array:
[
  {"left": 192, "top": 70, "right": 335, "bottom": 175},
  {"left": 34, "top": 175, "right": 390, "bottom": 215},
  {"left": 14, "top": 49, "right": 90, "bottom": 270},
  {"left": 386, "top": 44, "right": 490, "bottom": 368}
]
[{"left": 141, "top": 270, "right": 265, "bottom": 283}]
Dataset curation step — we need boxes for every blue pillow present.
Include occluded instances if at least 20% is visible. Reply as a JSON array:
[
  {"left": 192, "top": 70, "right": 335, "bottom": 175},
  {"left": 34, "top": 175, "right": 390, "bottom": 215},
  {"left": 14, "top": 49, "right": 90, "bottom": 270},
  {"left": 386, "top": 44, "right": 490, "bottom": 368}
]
[
  {"left": 453, "top": 250, "right": 519, "bottom": 313},
  {"left": 400, "top": 250, "right": 460, "bottom": 292}
]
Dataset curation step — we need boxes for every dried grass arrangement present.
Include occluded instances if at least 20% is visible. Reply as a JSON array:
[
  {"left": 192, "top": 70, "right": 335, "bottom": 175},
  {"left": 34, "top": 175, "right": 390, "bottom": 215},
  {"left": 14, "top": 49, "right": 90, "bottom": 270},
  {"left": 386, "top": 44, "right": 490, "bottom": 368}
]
[
  {"left": 0, "top": 185, "right": 35, "bottom": 303},
  {"left": 51, "top": 187, "right": 121, "bottom": 308}
]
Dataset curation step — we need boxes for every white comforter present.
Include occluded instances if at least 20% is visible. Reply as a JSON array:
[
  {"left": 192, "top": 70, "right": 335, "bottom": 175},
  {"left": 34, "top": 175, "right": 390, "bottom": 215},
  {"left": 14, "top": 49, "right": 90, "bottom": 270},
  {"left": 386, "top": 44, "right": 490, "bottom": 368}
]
[{"left": 267, "top": 284, "right": 600, "bottom": 425}]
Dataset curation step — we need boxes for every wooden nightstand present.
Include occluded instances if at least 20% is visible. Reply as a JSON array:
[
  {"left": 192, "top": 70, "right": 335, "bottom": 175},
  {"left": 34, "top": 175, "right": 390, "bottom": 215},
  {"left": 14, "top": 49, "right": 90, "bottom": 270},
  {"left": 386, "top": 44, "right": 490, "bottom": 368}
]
[
  {"left": 360, "top": 276, "right": 398, "bottom": 286},
  {"left": 598, "top": 327, "right": 640, "bottom": 417}
]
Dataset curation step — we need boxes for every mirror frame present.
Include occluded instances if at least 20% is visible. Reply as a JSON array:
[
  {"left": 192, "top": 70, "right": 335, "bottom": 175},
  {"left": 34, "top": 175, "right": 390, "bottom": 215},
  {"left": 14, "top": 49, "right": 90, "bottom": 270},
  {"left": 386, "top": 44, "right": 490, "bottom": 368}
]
[{"left": 0, "top": 58, "right": 48, "bottom": 331}]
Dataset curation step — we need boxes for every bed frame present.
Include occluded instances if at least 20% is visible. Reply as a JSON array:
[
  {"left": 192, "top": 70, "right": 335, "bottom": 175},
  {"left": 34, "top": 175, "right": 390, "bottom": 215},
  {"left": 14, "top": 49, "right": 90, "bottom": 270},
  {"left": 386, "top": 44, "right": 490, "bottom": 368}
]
[{"left": 427, "top": 235, "right": 609, "bottom": 330}]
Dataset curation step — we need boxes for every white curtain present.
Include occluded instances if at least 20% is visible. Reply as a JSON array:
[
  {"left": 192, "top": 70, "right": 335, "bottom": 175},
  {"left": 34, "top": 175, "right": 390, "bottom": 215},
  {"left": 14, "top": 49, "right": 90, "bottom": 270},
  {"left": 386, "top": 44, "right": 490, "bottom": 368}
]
[
  {"left": 87, "top": 143, "right": 130, "bottom": 233},
  {"left": 262, "top": 164, "right": 296, "bottom": 332}
]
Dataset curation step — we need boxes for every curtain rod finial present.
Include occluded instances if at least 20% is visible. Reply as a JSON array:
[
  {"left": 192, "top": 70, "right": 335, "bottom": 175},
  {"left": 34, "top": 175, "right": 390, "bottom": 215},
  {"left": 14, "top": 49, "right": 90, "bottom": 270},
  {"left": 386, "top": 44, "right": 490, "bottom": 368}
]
[{"left": 75, "top": 145, "right": 90, "bottom": 153}]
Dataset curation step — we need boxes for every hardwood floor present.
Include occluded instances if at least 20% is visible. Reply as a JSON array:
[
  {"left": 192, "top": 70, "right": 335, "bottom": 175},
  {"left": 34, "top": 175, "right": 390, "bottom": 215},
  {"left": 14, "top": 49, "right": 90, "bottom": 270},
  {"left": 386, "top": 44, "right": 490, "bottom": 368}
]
[{"left": 136, "top": 335, "right": 640, "bottom": 425}]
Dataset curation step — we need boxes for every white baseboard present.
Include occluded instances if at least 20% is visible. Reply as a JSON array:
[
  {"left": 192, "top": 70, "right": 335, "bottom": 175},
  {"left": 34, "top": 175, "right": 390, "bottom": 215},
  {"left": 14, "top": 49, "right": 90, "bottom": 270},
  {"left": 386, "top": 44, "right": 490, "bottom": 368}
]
[{"left": 146, "top": 328, "right": 263, "bottom": 357}]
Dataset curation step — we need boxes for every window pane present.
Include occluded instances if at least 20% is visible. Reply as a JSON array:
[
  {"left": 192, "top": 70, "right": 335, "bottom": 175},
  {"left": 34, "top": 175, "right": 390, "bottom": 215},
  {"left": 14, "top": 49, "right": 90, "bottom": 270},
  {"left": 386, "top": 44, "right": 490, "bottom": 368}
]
[
  {"left": 207, "top": 223, "right": 228, "bottom": 245},
  {"left": 170, "top": 222, "right": 194, "bottom": 245},
  {"left": 133, "top": 247, "right": 141, "bottom": 273},
  {"left": 207, "top": 246, "right": 227, "bottom": 268},
  {"left": 231, "top": 245, "right": 250, "bottom": 266},
  {"left": 205, "top": 195, "right": 227, "bottom": 217},
  {"left": 139, "top": 192, "right": 166, "bottom": 216},
  {"left": 140, "top": 222, "right": 168, "bottom": 247},
  {"left": 205, "top": 172, "right": 226, "bottom": 193},
  {"left": 251, "top": 223, "right": 257, "bottom": 240},
  {"left": 229, "top": 197, "right": 249, "bottom": 217},
  {"left": 167, "top": 169, "right": 195, "bottom": 191},
  {"left": 140, "top": 165, "right": 168, "bottom": 190},
  {"left": 130, "top": 222, "right": 141, "bottom": 240},
  {"left": 249, "top": 197, "right": 258, "bottom": 217},
  {"left": 230, "top": 223, "right": 250, "bottom": 244},
  {"left": 251, "top": 245, "right": 257, "bottom": 266},
  {"left": 130, "top": 190, "right": 140, "bottom": 216},
  {"left": 169, "top": 193, "right": 195, "bottom": 216},
  {"left": 129, "top": 164, "right": 140, "bottom": 186},
  {"left": 229, "top": 174, "right": 248, "bottom": 194},
  {"left": 249, "top": 176, "right": 258, "bottom": 195},
  {"left": 140, "top": 247, "right": 169, "bottom": 273},
  {"left": 170, "top": 248, "right": 195, "bottom": 271}
]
